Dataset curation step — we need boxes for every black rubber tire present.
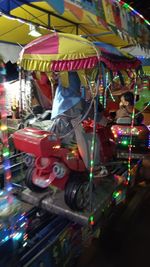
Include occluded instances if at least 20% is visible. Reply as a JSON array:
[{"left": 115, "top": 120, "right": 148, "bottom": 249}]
[
  {"left": 73, "top": 181, "right": 90, "bottom": 211},
  {"left": 64, "top": 172, "right": 89, "bottom": 211},
  {"left": 65, "top": 177, "right": 81, "bottom": 210},
  {"left": 25, "top": 167, "right": 48, "bottom": 193},
  {"left": 24, "top": 154, "right": 35, "bottom": 167}
]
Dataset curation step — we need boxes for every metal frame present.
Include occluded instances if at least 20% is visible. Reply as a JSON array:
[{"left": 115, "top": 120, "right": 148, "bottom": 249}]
[
  {"left": 0, "top": 0, "right": 79, "bottom": 34},
  {"left": 0, "top": 0, "right": 113, "bottom": 39}
]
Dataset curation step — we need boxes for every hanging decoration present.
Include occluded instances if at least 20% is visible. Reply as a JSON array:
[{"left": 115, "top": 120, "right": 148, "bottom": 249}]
[{"left": 102, "top": 0, "right": 150, "bottom": 47}]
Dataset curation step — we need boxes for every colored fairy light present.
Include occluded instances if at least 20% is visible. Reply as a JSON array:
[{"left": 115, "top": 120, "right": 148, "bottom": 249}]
[
  {"left": 127, "top": 82, "right": 138, "bottom": 181},
  {"left": 1, "top": 125, "right": 7, "bottom": 131},
  {"left": 89, "top": 215, "right": 95, "bottom": 225},
  {"left": 90, "top": 215, "right": 94, "bottom": 221},
  {"left": 113, "top": 191, "right": 120, "bottom": 199},
  {"left": 6, "top": 184, "right": 13, "bottom": 192},
  {"left": 116, "top": 0, "right": 150, "bottom": 25},
  {"left": 121, "top": 140, "right": 128, "bottom": 145},
  {"left": 23, "top": 242, "right": 28, "bottom": 247},
  {"left": 123, "top": 3, "right": 129, "bottom": 9},
  {"left": 99, "top": 80, "right": 104, "bottom": 105},
  {"left": 0, "top": 59, "right": 13, "bottom": 191},
  {"left": 20, "top": 222, "right": 26, "bottom": 227},
  {"left": 109, "top": 89, "right": 115, "bottom": 102},
  {"left": 90, "top": 173, "right": 93, "bottom": 179},
  {"left": 104, "top": 73, "right": 109, "bottom": 109},
  {"left": 52, "top": 145, "right": 61, "bottom": 149},
  {"left": 3, "top": 150, "right": 10, "bottom": 158},
  {"left": 91, "top": 160, "right": 94, "bottom": 166}
]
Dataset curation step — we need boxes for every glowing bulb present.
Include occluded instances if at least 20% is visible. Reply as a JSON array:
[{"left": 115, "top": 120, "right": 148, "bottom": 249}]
[
  {"left": 89, "top": 215, "right": 94, "bottom": 225},
  {"left": 1, "top": 125, "right": 7, "bottom": 131},
  {"left": 52, "top": 145, "right": 60, "bottom": 149}
]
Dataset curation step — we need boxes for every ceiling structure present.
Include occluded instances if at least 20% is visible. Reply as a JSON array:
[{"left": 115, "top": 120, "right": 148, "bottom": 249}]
[
  {"left": 125, "top": 1, "right": 150, "bottom": 21},
  {"left": 0, "top": 0, "right": 131, "bottom": 47},
  {"left": 0, "top": 0, "right": 149, "bottom": 52}
]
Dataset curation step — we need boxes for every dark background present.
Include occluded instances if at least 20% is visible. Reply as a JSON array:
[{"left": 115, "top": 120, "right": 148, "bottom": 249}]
[{"left": 126, "top": 1, "right": 150, "bottom": 20}]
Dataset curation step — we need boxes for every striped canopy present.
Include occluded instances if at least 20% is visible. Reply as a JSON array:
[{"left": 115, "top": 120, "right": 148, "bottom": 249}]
[
  {"left": 94, "top": 42, "right": 141, "bottom": 71},
  {"left": 20, "top": 32, "right": 99, "bottom": 72}
]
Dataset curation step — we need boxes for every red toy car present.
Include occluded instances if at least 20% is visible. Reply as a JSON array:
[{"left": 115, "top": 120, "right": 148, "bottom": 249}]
[{"left": 13, "top": 123, "right": 116, "bottom": 211}]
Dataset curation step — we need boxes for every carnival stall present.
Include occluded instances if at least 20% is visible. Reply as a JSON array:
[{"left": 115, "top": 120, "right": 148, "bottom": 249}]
[
  {"left": 0, "top": 2, "right": 150, "bottom": 267},
  {"left": 0, "top": 0, "right": 149, "bottom": 223},
  {"left": 8, "top": 31, "right": 148, "bottom": 235}
]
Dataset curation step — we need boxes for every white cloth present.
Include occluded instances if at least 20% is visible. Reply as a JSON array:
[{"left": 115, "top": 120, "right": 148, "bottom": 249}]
[{"left": 0, "top": 43, "right": 21, "bottom": 63}]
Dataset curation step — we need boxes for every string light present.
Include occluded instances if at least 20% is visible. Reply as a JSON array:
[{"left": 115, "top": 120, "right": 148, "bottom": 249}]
[
  {"left": 127, "top": 82, "right": 138, "bottom": 181},
  {"left": 113, "top": 190, "right": 121, "bottom": 199},
  {"left": 88, "top": 78, "right": 100, "bottom": 212},
  {"left": 99, "top": 79, "right": 104, "bottom": 104},
  {"left": 89, "top": 215, "right": 95, "bottom": 226},
  {"left": 115, "top": 0, "right": 150, "bottom": 26},
  {"left": 89, "top": 136, "right": 95, "bottom": 185},
  {"left": 0, "top": 61, "right": 12, "bottom": 190}
]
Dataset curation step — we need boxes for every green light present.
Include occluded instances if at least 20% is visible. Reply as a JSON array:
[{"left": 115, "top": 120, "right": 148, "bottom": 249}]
[
  {"left": 3, "top": 148, "right": 10, "bottom": 157},
  {"left": 144, "top": 20, "right": 150, "bottom": 25},
  {"left": 127, "top": 175, "right": 131, "bottom": 181},
  {"left": 90, "top": 173, "right": 93, "bottom": 179},
  {"left": 113, "top": 191, "right": 120, "bottom": 199},
  {"left": 89, "top": 215, "right": 94, "bottom": 222},
  {"left": 123, "top": 3, "right": 129, "bottom": 9},
  {"left": 3, "top": 151, "right": 9, "bottom": 157},
  {"left": 121, "top": 140, "right": 128, "bottom": 145},
  {"left": 91, "top": 160, "right": 94, "bottom": 166}
]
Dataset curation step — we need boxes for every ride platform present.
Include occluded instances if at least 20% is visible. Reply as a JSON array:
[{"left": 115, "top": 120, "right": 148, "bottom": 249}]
[
  {"left": 19, "top": 161, "right": 140, "bottom": 226},
  {"left": 20, "top": 178, "right": 116, "bottom": 226}
]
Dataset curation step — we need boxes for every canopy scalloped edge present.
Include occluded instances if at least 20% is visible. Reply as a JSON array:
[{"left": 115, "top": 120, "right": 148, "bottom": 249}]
[
  {"left": 100, "top": 56, "right": 141, "bottom": 71},
  {"left": 20, "top": 56, "right": 99, "bottom": 72}
]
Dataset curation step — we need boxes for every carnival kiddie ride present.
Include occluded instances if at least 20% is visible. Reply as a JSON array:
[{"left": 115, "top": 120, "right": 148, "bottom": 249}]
[
  {"left": 12, "top": 32, "right": 149, "bottom": 225},
  {"left": 94, "top": 42, "right": 150, "bottom": 159}
]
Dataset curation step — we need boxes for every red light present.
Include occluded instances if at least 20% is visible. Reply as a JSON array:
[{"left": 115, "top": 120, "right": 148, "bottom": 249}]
[{"left": 90, "top": 220, "right": 95, "bottom": 226}]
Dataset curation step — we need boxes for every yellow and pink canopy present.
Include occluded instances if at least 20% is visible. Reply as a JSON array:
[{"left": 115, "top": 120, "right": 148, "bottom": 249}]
[{"left": 20, "top": 32, "right": 99, "bottom": 73}]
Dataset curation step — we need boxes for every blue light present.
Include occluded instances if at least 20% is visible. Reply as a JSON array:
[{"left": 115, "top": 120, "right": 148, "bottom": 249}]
[
  {"left": 20, "top": 222, "right": 26, "bottom": 228},
  {"left": 13, "top": 232, "right": 22, "bottom": 240},
  {"left": 2, "top": 236, "right": 9, "bottom": 242},
  {"left": 23, "top": 242, "right": 28, "bottom": 247},
  {"left": 19, "top": 216, "right": 25, "bottom": 221},
  {"left": 6, "top": 184, "right": 13, "bottom": 192},
  {"left": 0, "top": 191, "right": 4, "bottom": 196}
]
